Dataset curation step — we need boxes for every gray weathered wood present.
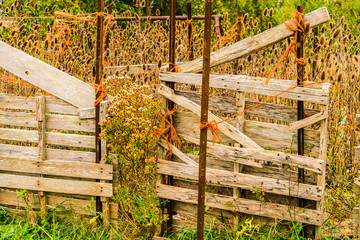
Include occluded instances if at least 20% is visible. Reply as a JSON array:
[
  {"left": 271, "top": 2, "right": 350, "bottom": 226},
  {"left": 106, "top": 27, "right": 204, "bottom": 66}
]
[
  {"left": 161, "top": 72, "right": 330, "bottom": 104},
  {"left": 0, "top": 156, "right": 112, "bottom": 180},
  {"left": 0, "top": 110, "right": 95, "bottom": 132},
  {"left": 175, "top": 90, "right": 321, "bottom": 121},
  {"left": 315, "top": 105, "right": 329, "bottom": 237},
  {"left": 289, "top": 110, "right": 328, "bottom": 131},
  {"left": 157, "top": 160, "right": 323, "bottom": 201},
  {"left": 36, "top": 95, "right": 47, "bottom": 212},
  {"left": 182, "top": 135, "right": 324, "bottom": 174},
  {"left": 0, "top": 173, "right": 112, "bottom": 197},
  {"left": 0, "top": 94, "right": 78, "bottom": 115},
  {"left": 175, "top": 111, "right": 320, "bottom": 154},
  {"left": 157, "top": 184, "right": 322, "bottom": 225},
  {"left": 0, "top": 128, "right": 95, "bottom": 149},
  {"left": 158, "top": 139, "right": 198, "bottom": 166},
  {"left": 157, "top": 84, "right": 262, "bottom": 149},
  {"left": 0, "top": 144, "right": 95, "bottom": 163},
  {"left": 177, "top": 7, "right": 330, "bottom": 73},
  {"left": 0, "top": 41, "right": 95, "bottom": 108}
]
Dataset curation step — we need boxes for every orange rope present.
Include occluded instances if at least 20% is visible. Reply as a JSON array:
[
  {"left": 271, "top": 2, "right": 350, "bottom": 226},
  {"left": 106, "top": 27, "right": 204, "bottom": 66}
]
[
  {"left": 265, "top": 9, "right": 304, "bottom": 85},
  {"left": 200, "top": 82, "right": 323, "bottom": 143},
  {"left": 212, "top": 18, "right": 244, "bottom": 50},
  {"left": 156, "top": 108, "right": 181, "bottom": 160}
]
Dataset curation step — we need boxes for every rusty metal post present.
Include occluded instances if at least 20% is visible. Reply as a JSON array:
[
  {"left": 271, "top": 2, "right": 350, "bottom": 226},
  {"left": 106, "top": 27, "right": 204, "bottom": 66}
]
[
  {"left": 187, "top": 1, "right": 194, "bottom": 61},
  {"left": 296, "top": 5, "right": 305, "bottom": 207},
  {"left": 234, "top": 12, "right": 243, "bottom": 74},
  {"left": 163, "top": 0, "right": 177, "bottom": 236},
  {"left": 214, "top": 16, "right": 222, "bottom": 42},
  {"left": 95, "top": 0, "right": 105, "bottom": 215},
  {"left": 197, "top": 0, "right": 212, "bottom": 239}
]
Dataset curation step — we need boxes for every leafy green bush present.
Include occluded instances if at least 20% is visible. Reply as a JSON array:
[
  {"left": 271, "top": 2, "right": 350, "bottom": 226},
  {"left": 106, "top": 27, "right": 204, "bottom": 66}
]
[{"left": 100, "top": 83, "right": 166, "bottom": 238}]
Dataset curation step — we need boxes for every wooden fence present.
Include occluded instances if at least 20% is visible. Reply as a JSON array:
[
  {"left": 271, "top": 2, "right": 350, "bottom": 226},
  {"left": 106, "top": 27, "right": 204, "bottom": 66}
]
[
  {"left": 0, "top": 93, "right": 117, "bottom": 222},
  {"left": 157, "top": 73, "right": 330, "bottom": 233}
]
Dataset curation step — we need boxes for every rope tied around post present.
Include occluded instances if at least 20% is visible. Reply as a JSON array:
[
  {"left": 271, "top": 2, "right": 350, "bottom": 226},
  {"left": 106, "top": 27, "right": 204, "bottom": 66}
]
[
  {"left": 265, "top": 9, "right": 305, "bottom": 85},
  {"left": 156, "top": 108, "right": 181, "bottom": 160}
]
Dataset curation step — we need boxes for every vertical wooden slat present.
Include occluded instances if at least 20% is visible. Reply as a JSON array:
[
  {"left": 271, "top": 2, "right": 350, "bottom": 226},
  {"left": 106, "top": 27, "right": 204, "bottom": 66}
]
[
  {"left": 315, "top": 105, "right": 328, "bottom": 238},
  {"left": 233, "top": 91, "right": 245, "bottom": 228},
  {"left": 100, "top": 101, "right": 111, "bottom": 225},
  {"left": 36, "top": 95, "right": 47, "bottom": 213}
]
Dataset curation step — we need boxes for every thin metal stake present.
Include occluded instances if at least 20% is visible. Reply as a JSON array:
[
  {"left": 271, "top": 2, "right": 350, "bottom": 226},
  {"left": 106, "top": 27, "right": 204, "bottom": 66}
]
[
  {"left": 95, "top": 0, "right": 105, "bottom": 214},
  {"left": 296, "top": 5, "right": 305, "bottom": 207},
  {"left": 187, "top": 1, "right": 194, "bottom": 61},
  {"left": 164, "top": 0, "right": 176, "bottom": 236},
  {"left": 197, "top": 0, "right": 213, "bottom": 239}
]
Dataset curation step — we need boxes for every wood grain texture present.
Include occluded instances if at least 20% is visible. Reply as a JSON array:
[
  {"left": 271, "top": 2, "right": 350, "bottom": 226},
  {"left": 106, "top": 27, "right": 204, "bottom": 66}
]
[
  {"left": 0, "top": 144, "right": 95, "bottom": 163},
  {"left": 0, "top": 94, "right": 78, "bottom": 115},
  {"left": 161, "top": 73, "right": 330, "bottom": 104},
  {"left": 0, "top": 128, "right": 95, "bottom": 149},
  {"left": 157, "top": 84, "right": 262, "bottom": 149},
  {"left": 0, "top": 110, "right": 95, "bottom": 132},
  {"left": 289, "top": 111, "right": 328, "bottom": 131},
  {"left": 0, "top": 156, "right": 112, "bottom": 180},
  {"left": 0, "top": 41, "right": 95, "bottom": 108},
  {"left": 175, "top": 90, "right": 320, "bottom": 121},
  {"left": 158, "top": 139, "right": 198, "bottom": 166},
  {"left": 175, "top": 111, "right": 320, "bottom": 155},
  {"left": 182, "top": 135, "right": 324, "bottom": 174},
  {"left": 156, "top": 184, "right": 322, "bottom": 225},
  {"left": 157, "top": 160, "right": 323, "bottom": 201},
  {"left": 0, "top": 173, "right": 112, "bottom": 197},
  {"left": 177, "top": 7, "right": 330, "bottom": 73}
]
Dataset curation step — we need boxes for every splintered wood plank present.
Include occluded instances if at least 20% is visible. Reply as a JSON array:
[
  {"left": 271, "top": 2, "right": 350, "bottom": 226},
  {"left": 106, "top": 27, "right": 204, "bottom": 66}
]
[
  {"left": 0, "top": 156, "right": 113, "bottom": 180},
  {"left": 157, "top": 160, "right": 323, "bottom": 201},
  {"left": 157, "top": 85, "right": 262, "bottom": 149},
  {"left": 0, "top": 94, "right": 78, "bottom": 115},
  {"left": 175, "top": 90, "right": 320, "bottom": 121},
  {"left": 161, "top": 73, "right": 329, "bottom": 104},
  {"left": 157, "top": 184, "right": 322, "bottom": 226},
  {"left": 289, "top": 111, "right": 328, "bottom": 131},
  {"left": 0, "top": 174, "right": 112, "bottom": 197},
  {"left": 182, "top": 135, "right": 324, "bottom": 174},
  {"left": 0, "top": 41, "right": 95, "bottom": 108},
  {"left": 0, "top": 128, "right": 95, "bottom": 149},
  {"left": 177, "top": 7, "right": 330, "bottom": 73},
  {"left": 0, "top": 110, "right": 95, "bottom": 132},
  {"left": 0, "top": 144, "right": 95, "bottom": 162},
  {"left": 175, "top": 112, "right": 320, "bottom": 154}
]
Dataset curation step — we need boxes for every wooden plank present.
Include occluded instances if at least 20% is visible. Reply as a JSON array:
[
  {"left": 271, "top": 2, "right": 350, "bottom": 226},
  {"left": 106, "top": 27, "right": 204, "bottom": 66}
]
[
  {"left": 0, "top": 41, "right": 95, "bottom": 108},
  {"left": 0, "top": 128, "right": 95, "bottom": 149},
  {"left": 356, "top": 114, "right": 360, "bottom": 129},
  {"left": 355, "top": 146, "right": 360, "bottom": 164},
  {"left": 182, "top": 135, "right": 324, "bottom": 174},
  {"left": 0, "top": 110, "right": 95, "bottom": 132},
  {"left": 175, "top": 111, "right": 320, "bottom": 154},
  {"left": 289, "top": 111, "right": 328, "bottom": 131},
  {"left": 175, "top": 90, "right": 320, "bottom": 121},
  {"left": 0, "top": 189, "right": 95, "bottom": 215},
  {"left": 177, "top": 7, "right": 330, "bottom": 73},
  {"left": 157, "top": 84, "right": 262, "bottom": 149},
  {"left": 157, "top": 160, "right": 323, "bottom": 201},
  {"left": 158, "top": 139, "right": 198, "bottom": 166},
  {"left": 156, "top": 184, "right": 322, "bottom": 225},
  {"left": 353, "top": 178, "right": 360, "bottom": 195},
  {"left": 315, "top": 105, "right": 329, "bottom": 237},
  {"left": 161, "top": 73, "right": 330, "bottom": 104},
  {"left": 0, "top": 156, "right": 113, "bottom": 180},
  {"left": 0, "top": 173, "right": 112, "bottom": 197},
  {"left": 0, "top": 144, "right": 95, "bottom": 163},
  {"left": 0, "top": 94, "right": 78, "bottom": 115},
  {"left": 36, "top": 95, "right": 47, "bottom": 212}
]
